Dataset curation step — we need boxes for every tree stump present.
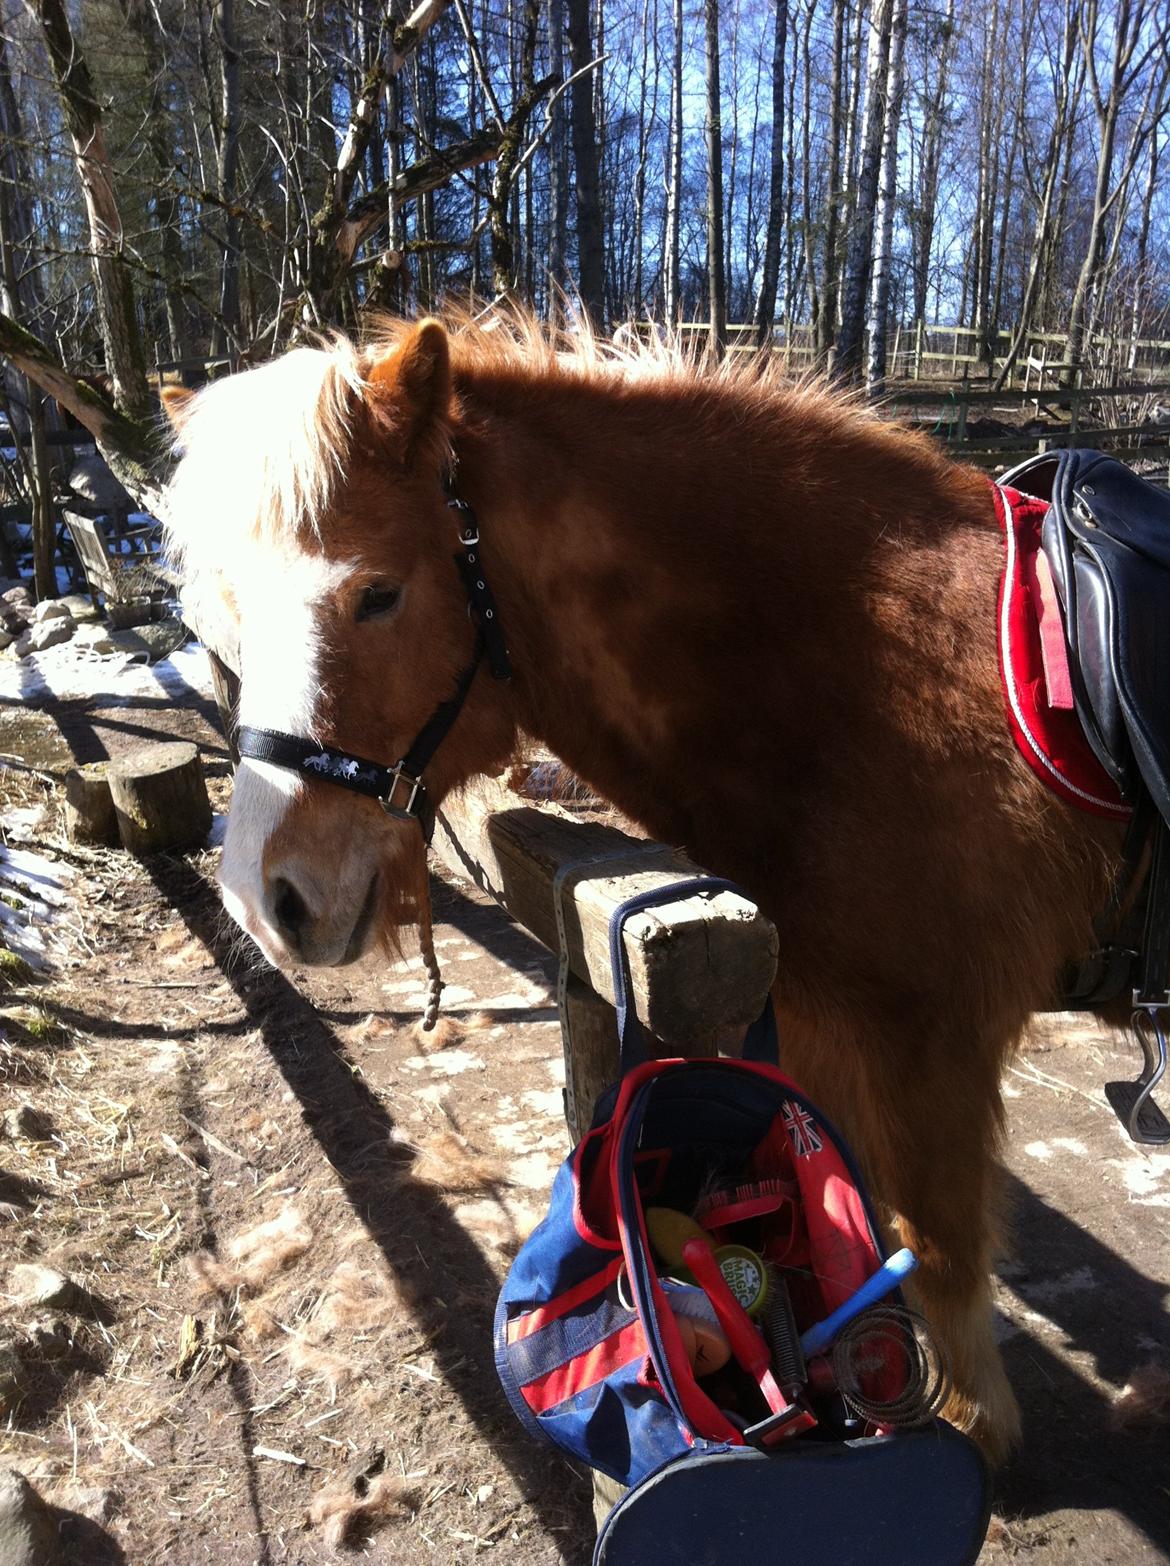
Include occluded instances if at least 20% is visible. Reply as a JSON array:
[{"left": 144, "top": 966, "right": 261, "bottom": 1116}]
[
  {"left": 63, "top": 762, "right": 119, "bottom": 847},
  {"left": 108, "top": 742, "right": 212, "bottom": 855}
]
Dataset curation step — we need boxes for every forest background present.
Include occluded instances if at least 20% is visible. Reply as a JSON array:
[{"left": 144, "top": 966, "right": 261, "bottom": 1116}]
[{"left": 1, "top": 0, "right": 1168, "bottom": 533}]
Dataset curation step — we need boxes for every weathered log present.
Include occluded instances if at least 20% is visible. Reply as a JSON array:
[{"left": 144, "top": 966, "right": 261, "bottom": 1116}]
[
  {"left": 108, "top": 742, "right": 212, "bottom": 855},
  {"left": 63, "top": 762, "right": 119, "bottom": 847},
  {"left": 434, "top": 774, "right": 778, "bottom": 1045}
]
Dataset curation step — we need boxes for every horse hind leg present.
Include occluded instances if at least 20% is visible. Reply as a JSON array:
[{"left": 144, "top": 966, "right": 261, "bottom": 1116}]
[
  {"left": 876, "top": 1072, "right": 1021, "bottom": 1463},
  {"left": 789, "top": 1014, "right": 1021, "bottom": 1463},
  {"left": 893, "top": 1171, "right": 1021, "bottom": 1463}
]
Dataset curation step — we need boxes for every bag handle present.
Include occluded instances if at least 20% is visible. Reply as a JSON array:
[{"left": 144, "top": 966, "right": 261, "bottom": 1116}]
[{"left": 608, "top": 878, "right": 779, "bottom": 1075}]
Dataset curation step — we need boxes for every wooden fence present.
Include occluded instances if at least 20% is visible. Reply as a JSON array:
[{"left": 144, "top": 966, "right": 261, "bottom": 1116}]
[{"left": 650, "top": 320, "right": 1170, "bottom": 391}]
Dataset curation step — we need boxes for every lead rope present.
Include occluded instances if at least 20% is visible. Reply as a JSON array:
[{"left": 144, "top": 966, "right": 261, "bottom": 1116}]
[{"left": 418, "top": 876, "right": 443, "bottom": 1031}]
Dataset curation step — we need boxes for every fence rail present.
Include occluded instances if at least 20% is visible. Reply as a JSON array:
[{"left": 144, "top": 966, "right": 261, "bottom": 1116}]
[{"left": 641, "top": 320, "right": 1170, "bottom": 390}]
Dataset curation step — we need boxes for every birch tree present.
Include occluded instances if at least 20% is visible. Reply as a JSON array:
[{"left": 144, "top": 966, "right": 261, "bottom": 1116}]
[
  {"left": 24, "top": 0, "right": 152, "bottom": 421},
  {"left": 704, "top": 0, "right": 727, "bottom": 356},
  {"left": 1065, "top": 0, "right": 1166, "bottom": 382},
  {"left": 753, "top": 0, "right": 788, "bottom": 345},
  {"left": 664, "top": 0, "right": 685, "bottom": 321},
  {"left": 835, "top": 0, "right": 892, "bottom": 379},
  {"left": 865, "top": 0, "right": 907, "bottom": 392},
  {"left": 567, "top": 0, "right": 606, "bottom": 326}
]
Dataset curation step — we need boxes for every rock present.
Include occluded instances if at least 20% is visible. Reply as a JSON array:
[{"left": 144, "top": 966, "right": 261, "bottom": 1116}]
[
  {"left": 56, "top": 594, "right": 99, "bottom": 624},
  {"left": 1, "top": 1104, "right": 52, "bottom": 1141},
  {"left": 31, "top": 601, "right": 71, "bottom": 624},
  {"left": 70, "top": 624, "right": 117, "bottom": 656},
  {"left": 14, "top": 619, "right": 74, "bottom": 657},
  {"left": 0, "top": 626, "right": 13, "bottom": 651},
  {"left": 8, "top": 1265, "right": 80, "bottom": 1311},
  {"left": 56, "top": 1484, "right": 117, "bottom": 1525},
  {"left": 107, "top": 616, "right": 185, "bottom": 664},
  {"left": 1, "top": 605, "right": 30, "bottom": 633},
  {"left": 0, "top": 1468, "right": 59, "bottom": 1566},
  {"left": 1, "top": 586, "right": 31, "bottom": 608}
]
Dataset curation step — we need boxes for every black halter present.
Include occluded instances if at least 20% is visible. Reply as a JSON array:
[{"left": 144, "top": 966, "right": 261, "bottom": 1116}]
[{"left": 237, "top": 471, "right": 511, "bottom": 840}]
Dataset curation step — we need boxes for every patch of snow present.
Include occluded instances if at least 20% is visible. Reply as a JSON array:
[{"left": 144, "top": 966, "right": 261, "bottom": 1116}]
[
  {"left": 1052, "top": 1137, "right": 1088, "bottom": 1157},
  {"left": 992, "top": 1309, "right": 1020, "bottom": 1343},
  {"left": 0, "top": 843, "right": 75, "bottom": 968},
  {"left": 476, "top": 990, "right": 550, "bottom": 1010},
  {"left": 504, "top": 1150, "right": 560, "bottom": 1190},
  {"left": 1017, "top": 1265, "right": 1096, "bottom": 1303},
  {"left": 520, "top": 1088, "right": 564, "bottom": 1120},
  {"left": 1023, "top": 1141, "right": 1052, "bottom": 1161},
  {"left": 401, "top": 1048, "right": 486, "bottom": 1076},
  {"left": 1, "top": 805, "right": 48, "bottom": 842},
  {"left": 0, "top": 635, "right": 213, "bottom": 705},
  {"left": 1109, "top": 1151, "right": 1170, "bottom": 1207}
]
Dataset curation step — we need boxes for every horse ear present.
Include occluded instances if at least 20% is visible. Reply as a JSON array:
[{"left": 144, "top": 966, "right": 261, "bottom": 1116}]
[
  {"left": 368, "top": 319, "right": 450, "bottom": 465},
  {"left": 160, "top": 385, "right": 195, "bottom": 433}
]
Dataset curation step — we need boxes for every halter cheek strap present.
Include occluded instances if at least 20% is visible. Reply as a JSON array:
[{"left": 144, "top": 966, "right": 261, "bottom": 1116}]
[{"left": 236, "top": 474, "right": 510, "bottom": 841}]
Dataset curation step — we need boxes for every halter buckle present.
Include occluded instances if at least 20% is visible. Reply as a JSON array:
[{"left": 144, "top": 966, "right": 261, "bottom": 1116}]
[{"left": 379, "top": 763, "right": 425, "bottom": 820}]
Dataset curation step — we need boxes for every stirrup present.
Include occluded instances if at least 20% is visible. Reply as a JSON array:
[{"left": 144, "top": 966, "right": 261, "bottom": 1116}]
[{"left": 1105, "top": 1004, "right": 1170, "bottom": 1145}]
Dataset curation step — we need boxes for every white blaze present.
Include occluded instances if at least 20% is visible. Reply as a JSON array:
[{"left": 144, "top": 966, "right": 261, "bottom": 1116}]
[{"left": 220, "top": 548, "right": 357, "bottom": 955}]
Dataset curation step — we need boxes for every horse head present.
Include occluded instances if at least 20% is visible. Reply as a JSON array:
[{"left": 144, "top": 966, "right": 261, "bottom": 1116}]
[{"left": 162, "top": 320, "right": 516, "bottom": 970}]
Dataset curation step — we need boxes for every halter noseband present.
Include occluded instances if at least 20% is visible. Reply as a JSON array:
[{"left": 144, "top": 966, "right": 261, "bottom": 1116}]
[{"left": 236, "top": 469, "right": 511, "bottom": 841}]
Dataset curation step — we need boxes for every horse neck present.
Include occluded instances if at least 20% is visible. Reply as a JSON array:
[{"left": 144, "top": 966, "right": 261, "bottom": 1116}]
[{"left": 453, "top": 363, "right": 992, "bottom": 853}]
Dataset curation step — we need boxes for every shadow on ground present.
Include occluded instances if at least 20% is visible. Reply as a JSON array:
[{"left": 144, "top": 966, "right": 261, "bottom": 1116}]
[
  {"left": 146, "top": 855, "right": 595, "bottom": 1565},
  {"left": 996, "top": 1174, "right": 1169, "bottom": 1555}
]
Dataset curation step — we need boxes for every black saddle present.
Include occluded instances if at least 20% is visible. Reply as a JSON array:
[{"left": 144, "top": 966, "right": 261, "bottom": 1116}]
[
  {"left": 1005, "top": 448, "right": 1170, "bottom": 820},
  {"left": 1004, "top": 450, "right": 1170, "bottom": 1144}
]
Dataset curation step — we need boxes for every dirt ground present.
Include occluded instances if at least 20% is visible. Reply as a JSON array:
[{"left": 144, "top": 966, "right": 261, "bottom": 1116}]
[{"left": 1, "top": 641, "right": 1168, "bottom": 1565}]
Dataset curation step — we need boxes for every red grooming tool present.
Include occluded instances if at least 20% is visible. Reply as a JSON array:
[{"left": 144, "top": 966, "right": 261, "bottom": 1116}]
[
  {"left": 681, "top": 1237, "right": 815, "bottom": 1445},
  {"left": 695, "top": 1177, "right": 798, "bottom": 1231}
]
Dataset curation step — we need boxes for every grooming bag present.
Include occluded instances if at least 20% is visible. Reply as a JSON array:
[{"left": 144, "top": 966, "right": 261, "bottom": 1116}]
[{"left": 495, "top": 878, "right": 991, "bottom": 1563}]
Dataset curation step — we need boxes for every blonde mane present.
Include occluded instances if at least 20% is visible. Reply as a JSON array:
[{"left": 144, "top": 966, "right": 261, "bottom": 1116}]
[{"left": 163, "top": 305, "right": 920, "bottom": 595}]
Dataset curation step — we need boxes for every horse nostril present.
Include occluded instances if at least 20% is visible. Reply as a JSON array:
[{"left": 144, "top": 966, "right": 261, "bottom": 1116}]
[{"left": 272, "top": 877, "right": 309, "bottom": 944}]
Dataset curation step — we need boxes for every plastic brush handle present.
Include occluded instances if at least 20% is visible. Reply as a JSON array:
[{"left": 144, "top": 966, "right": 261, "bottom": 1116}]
[
  {"left": 799, "top": 1247, "right": 919, "bottom": 1359},
  {"left": 682, "top": 1238, "right": 774, "bottom": 1388}
]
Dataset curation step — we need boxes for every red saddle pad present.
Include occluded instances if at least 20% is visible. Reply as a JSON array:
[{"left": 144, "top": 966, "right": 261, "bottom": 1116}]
[{"left": 994, "top": 480, "right": 1130, "bottom": 820}]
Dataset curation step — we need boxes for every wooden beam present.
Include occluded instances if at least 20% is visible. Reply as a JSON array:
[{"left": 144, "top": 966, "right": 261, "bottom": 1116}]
[{"left": 434, "top": 774, "right": 778, "bottom": 1045}]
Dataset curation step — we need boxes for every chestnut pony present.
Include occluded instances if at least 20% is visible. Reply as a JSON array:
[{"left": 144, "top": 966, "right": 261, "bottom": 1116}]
[{"left": 162, "top": 313, "right": 1121, "bottom": 1462}]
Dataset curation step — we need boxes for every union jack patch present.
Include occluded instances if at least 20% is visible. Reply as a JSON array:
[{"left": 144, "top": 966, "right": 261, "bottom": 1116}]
[{"left": 783, "top": 1099, "right": 823, "bottom": 1159}]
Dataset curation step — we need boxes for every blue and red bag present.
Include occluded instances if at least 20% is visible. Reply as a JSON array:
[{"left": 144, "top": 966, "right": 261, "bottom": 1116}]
[{"left": 495, "top": 879, "right": 990, "bottom": 1564}]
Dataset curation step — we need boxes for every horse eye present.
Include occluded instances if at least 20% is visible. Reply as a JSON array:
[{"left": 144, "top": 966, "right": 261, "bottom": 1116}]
[{"left": 356, "top": 583, "right": 402, "bottom": 622}]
